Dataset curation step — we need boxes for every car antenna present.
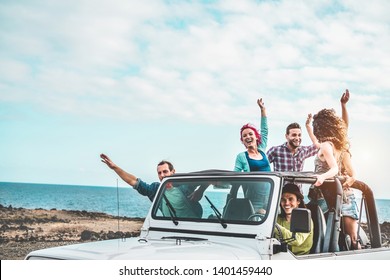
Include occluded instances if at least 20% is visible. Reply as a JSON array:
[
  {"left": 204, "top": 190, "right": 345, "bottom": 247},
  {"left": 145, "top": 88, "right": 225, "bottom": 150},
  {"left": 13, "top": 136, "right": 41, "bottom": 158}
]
[{"left": 116, "top": 178, "right": 120, "bottom": 232}]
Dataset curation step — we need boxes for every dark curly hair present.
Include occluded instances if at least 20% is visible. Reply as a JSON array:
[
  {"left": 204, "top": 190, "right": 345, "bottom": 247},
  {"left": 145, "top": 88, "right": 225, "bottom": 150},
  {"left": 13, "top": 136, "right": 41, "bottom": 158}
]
[
  {"left": 312, "top": 109, "right": 349, "bottom": 151},
  {"left": 279, "top": 183, "right": 306, "bottom": 218}
]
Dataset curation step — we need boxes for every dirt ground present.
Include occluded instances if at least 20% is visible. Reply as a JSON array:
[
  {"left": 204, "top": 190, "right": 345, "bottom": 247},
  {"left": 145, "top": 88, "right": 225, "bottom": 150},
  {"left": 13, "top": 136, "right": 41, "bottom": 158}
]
[
  {"left": 0, "top": 205, "right": 144, "bottom": 260},
  {"left": 1, "top": 204, "right": 389, "bottom": 260}
]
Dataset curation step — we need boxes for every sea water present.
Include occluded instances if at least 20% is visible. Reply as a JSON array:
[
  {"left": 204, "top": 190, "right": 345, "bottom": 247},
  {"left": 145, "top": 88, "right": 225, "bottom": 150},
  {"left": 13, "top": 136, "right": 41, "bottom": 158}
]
[
  {"left": 1, "top": 181, "right": 390, "bottom": 223},
  {"left": 0, "top": 182, "right": 150, "bottom": 218}
]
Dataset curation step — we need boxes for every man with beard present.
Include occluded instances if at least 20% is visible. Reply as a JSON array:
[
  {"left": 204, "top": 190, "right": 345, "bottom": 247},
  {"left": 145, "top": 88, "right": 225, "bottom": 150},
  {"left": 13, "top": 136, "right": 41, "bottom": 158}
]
[
  {"left": 100, "top": 154, "right": 205, "bottom": 217},
  {"left": 266, "top": 123, "right": 318, "bottom": 172},
  {"left": 100, "top": 153, "right": 176, "bottom": 202}
]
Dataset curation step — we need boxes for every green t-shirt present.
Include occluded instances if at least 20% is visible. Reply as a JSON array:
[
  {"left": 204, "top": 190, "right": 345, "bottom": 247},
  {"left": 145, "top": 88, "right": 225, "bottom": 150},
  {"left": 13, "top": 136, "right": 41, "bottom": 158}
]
[{"left": 161, "top": 187, "right": 202, "bottom": 218}]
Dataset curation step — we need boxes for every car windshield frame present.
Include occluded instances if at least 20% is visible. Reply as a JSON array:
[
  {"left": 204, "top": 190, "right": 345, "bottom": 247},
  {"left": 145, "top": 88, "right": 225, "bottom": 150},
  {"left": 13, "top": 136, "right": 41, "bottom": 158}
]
[{"left": 151, "top": 177, "right": 274, "bottom": 225}]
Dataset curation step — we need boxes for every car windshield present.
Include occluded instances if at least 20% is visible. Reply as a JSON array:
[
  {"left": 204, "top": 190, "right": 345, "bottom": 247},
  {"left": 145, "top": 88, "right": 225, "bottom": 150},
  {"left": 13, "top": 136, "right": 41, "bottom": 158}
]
[{"left": 152, "top": 178, "right": 273, "bottom": 225}]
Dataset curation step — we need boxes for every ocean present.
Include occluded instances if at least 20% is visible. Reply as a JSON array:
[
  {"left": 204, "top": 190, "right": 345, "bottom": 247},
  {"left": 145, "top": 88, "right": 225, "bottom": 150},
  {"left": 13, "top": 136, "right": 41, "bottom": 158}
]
[
  {"left": 0, "top": 182, "right": 151, "bottom": 218},
  {"left": 1, "top": 181, "right": 390, "bottom": 223}
]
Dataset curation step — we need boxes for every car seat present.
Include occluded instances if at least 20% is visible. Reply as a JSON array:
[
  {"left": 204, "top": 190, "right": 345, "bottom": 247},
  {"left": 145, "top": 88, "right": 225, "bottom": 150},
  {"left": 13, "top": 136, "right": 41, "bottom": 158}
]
[
  {"left": 223, "top": 198, "right": 255, "bottom": 221},
  {"left": 306, "top": 202, "right": 326, "bottom": 254}
]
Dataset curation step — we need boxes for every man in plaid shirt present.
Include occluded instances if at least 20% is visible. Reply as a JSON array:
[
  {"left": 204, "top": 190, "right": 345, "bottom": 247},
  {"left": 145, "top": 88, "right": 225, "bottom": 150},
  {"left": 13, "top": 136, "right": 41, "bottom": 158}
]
[{"left": 267, "top": 122, "right": 318, "bottom": 172}]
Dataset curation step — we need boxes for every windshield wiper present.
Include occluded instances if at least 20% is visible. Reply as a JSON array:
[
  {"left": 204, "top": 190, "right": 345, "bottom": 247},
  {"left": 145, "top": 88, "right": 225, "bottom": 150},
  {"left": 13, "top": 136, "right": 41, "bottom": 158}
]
[
  {"left": 205, "top": 195, "right": 227, "bottom": 228},
  {"left": 162, "top": 236, "right": 208, "bottom": 241},
  {"left": 162, "top": 194, "right": 178, "bottom": 225}
]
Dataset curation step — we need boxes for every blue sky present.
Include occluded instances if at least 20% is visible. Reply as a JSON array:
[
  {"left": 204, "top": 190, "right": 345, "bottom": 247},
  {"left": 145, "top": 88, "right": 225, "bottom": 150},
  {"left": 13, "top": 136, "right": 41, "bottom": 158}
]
[{"left": 1, "top": 0, "right": 389, "bottom": 198}]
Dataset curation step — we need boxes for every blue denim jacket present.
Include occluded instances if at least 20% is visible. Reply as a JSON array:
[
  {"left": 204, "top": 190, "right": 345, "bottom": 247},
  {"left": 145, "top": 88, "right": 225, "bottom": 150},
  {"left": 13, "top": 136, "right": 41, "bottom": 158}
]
[{"left": 134, "top": 179, "right": 160, "bottom": 202}]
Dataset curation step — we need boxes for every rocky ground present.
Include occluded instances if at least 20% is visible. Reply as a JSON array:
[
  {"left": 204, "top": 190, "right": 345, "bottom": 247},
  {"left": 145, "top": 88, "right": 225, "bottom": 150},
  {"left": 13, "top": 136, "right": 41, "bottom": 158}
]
[
  {"left": 1, "top": 204, "right": 389, "bottom": 260},
  {"left": 0, "top": 204, "right": 144, "bottom": 260}
]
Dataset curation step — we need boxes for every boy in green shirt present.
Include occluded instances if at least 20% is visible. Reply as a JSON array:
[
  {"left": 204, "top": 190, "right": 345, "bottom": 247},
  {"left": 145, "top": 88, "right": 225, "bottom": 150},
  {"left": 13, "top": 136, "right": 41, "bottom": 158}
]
[{"left": 275, "top": 183, "right": 314, "bottom": 255}]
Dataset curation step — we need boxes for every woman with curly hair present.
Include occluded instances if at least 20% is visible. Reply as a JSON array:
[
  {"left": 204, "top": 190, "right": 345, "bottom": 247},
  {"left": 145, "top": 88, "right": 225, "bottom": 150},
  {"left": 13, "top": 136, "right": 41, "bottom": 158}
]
[
  {"left": 310, "top": 108, "right": 350, "bottom": 186},
  {"left": 306, "top": 106, "right": 360, "bottom": 249}
]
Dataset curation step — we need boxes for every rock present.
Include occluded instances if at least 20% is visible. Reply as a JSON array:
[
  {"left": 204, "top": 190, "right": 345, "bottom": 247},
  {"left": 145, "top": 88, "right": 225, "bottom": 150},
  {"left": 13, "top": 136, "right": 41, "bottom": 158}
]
[
  {"left": 80, "top": 230, "right": 95, "bottom": 241},
  {"left": 1, "top": 224, "right": 10, "bottom": 231}
]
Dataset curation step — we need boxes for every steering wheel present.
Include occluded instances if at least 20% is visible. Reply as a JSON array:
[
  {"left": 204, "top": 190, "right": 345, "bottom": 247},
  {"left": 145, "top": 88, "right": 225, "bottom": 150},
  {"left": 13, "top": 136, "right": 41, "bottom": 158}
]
[{"left": 247, "top": 213, "right": 264, "bottom": 221}]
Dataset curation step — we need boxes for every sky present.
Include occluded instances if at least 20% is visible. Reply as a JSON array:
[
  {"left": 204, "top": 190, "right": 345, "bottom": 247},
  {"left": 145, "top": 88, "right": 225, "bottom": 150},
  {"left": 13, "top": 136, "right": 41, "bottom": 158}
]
[{"left": 0, "top": 0, "right": 389, "bottom": 198}]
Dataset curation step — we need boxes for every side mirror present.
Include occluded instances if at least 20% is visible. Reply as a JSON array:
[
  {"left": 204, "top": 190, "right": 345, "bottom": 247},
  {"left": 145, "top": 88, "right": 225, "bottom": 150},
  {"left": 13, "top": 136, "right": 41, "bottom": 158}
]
[{"left": 290, "top": 208, "right": 311, "bottom": 233}]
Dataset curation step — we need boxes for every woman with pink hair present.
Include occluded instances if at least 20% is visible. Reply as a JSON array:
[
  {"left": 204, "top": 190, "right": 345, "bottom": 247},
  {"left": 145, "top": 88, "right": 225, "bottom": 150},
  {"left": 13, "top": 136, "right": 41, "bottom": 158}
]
[
  {"left": 234, "top": 98, "right": 271, "bottom": 214},
  {"left": 234, "top": 98, "right": 270, "bottom": 172}
]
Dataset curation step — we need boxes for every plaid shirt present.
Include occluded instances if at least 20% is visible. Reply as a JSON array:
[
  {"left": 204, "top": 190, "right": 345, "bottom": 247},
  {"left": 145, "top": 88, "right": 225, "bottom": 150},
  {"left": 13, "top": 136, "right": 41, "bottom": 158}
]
[{"left": 266, "top": 142, "right": 318, "bottom": 172}]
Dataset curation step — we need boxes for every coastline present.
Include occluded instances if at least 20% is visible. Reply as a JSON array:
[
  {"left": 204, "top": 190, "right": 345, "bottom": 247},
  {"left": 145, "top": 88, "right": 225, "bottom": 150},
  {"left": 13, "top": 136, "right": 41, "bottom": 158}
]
[
  {"left": 0, "top": 205, "right": 144, "bottom": 260},
  {"left": 1, "top": 204, "right": 389, "bottom": 260}
]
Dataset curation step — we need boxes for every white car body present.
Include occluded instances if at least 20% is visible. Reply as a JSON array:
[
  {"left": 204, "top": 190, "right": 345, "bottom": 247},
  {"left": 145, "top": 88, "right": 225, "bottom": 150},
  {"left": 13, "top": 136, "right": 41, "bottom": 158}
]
[{"left": 25, "top": 171, "right": 390, "bottom": 260}]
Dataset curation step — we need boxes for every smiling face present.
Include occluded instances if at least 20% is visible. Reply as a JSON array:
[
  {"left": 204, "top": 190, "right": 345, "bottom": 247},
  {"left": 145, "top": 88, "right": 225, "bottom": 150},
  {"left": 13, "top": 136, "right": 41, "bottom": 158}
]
[
  {"left": 241, "top": 128, "right": 258, "bottom": 149},
  {"left": 157, "top": 163, "right": 175, "bottom": 181},
  {"left": 285, "top": 128, "right": 302, "bottom": 149},
  {"left": 280, "top": 192, "right": 300, "bottom": 216}
]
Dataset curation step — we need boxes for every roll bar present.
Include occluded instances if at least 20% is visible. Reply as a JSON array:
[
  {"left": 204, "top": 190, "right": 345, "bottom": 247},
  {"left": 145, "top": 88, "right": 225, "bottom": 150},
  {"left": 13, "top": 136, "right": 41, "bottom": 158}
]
[{"left": 284, "top": 174, "right": 382, "bottom": 249}]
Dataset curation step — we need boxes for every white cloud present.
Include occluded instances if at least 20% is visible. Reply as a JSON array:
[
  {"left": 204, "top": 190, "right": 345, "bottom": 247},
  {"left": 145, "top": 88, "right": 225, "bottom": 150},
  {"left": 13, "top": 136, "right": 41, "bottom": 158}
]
[{"left": 1, "top": 0, "right": 389, "bottom": 200}]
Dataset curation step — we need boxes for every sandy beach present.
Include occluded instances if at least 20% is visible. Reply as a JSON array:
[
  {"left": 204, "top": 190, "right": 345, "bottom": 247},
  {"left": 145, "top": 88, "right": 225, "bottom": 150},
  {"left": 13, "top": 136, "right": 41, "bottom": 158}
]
[{"left": 1, "top": 204, "right": 389, "bottom": 260}]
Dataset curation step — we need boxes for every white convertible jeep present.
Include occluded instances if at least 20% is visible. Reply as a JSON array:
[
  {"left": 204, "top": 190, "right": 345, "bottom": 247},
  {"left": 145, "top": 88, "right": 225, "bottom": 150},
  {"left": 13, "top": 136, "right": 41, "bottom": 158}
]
[{"left": 25, "top": 170, "right": 390, "bottom": 260}]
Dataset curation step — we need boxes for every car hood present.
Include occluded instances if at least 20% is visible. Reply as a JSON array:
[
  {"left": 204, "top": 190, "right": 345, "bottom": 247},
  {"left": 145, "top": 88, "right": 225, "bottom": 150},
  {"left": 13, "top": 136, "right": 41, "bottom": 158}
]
[{"left": 26, "top": 237, "right": 262, "bottom": 260}]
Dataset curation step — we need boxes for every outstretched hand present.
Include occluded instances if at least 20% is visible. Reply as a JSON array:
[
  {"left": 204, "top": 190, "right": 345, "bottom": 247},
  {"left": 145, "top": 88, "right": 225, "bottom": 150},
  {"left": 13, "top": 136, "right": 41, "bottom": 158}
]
[
  {"left": 314, "top": 174, "right": 325, "bottom": 187},
  {"left": 257, "top": 98, "right": 265, "bottom": 110},
  {"left": 100, "top": 153, "right": 116, "bottom": 169},
  {"left": 306, "top": 113, "right": 312, "bottom": 126},
  {"left": 340, "top": 89, "right": 350, "bottom": 104},
  {"left": 342, "top": 174, "right": 356, "bottom": 188}
]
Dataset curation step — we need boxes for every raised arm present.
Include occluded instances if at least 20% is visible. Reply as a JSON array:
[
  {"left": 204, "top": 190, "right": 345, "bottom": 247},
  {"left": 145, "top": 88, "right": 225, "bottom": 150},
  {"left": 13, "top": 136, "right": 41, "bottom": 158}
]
[
  {"left": 100, "top": 153, "right": 138, "bottom": 187},
  {"left": 257, "top": 98, "right": 268, "bottom": 151},
  {"left": 258, "top": 98, "right": 266, "bottom": 118},
  {"left": 305, "top": 113, "right": 320, "bottom": 148},
  {"left": 340, "top": 89, "right": 350, "bottom": 128}
]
